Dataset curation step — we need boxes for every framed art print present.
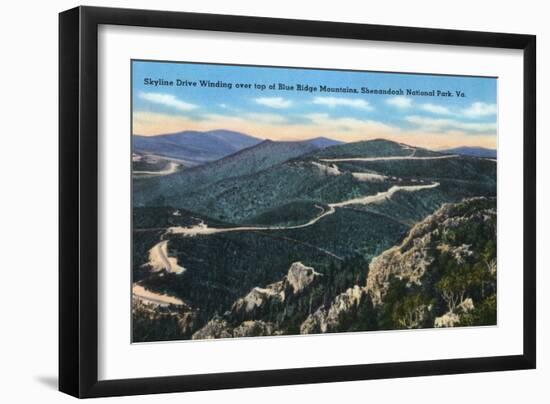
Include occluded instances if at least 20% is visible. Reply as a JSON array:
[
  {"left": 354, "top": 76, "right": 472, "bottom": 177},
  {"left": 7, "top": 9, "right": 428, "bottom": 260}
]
[{"left": 59, "top": 6, "right": 536, "bottom": 398}]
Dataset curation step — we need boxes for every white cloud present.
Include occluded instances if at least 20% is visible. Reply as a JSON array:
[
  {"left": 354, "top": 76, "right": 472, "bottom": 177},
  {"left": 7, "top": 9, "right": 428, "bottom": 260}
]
[
  {"left": 254, "top": 97, "right": 293, "bottom": 109},
  {"left": 420, "top": 103, "right": 453, "bottom": 115},
  {"left": 462, "top": 102, "right": 497, "bottom": 118},
  {"left": 406, "top": 115, "right": 496, "bottom": 133},
  {"left": 132, "top": 110, "right": 496, "bottom": 148},
  {"left": 138, "top": 92, "right": 197, "bottom": 112},
  {"left": 312, "top": 97, "right": 372, "bottom": 110},
  {"left": 386, "top": 96, "right": 412, "bottom": 109},
  {"left": 406, "top": 101, "right": 496, "bottom": 118},
  {"left": 305, "top": 113, "right": 395, "bottom": 134},
  {"left": 202, "top": 112, "right": 287, "bottom": 126},
  {"left": 246, "top": 113, "right": 287, "bottom": 124}
]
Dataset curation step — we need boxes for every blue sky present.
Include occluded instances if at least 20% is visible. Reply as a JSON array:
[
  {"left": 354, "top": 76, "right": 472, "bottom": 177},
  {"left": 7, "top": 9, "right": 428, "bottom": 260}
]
[{"left": 132, "top": 60, "right": 497, "bottom": 149}]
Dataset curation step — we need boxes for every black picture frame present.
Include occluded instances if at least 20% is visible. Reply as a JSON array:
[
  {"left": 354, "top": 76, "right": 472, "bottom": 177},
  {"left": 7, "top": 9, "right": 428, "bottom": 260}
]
[{"left": 59, "top": 6, "right": 536, "bottom": 398}]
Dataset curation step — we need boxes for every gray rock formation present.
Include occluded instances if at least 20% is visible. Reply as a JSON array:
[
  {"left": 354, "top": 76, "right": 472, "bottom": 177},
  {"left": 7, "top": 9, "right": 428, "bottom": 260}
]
[
  {"left": 231, "top": 283, "right": 285, "bottom": 316},
  {"left": 287, "top": 262, "right": 321, "bottom": 294},
  {"left": 231, "top": 261, "right": 320, "bottom": 319},
  {"left": 233, "top": 320, "right": 280, "bottom": 338},
  {"left": 192, "top": 318, "right": 233, "bottom": 340},
  {"left": 367, "top": 198, "right": 496, "bottom": 305},
  {"left": 192, "top": 318, "right": 279, "bottom": 339},
  {"left": 193, "top": 261, "right": 321, "bottom": 339},
  {"left": 132, "top": 299, "right": 199, "bottom": 341},
  {"left": 303, "top": 197, "right": 496, "bottom": 333},
  {"left": 301, "top": 285, "right": 367, "bottom": 334}
]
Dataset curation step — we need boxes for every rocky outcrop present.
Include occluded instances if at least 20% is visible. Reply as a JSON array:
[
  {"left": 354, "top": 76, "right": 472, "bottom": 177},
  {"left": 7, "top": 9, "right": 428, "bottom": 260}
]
[
  {"left": 232, "top": 284, "right": 285, "bottom": 315},
  {"left": 287, "top": 262, "right": 321, "bottom": 294},
  {"left": 299, "top": 307, "right": 329, "bottom": 334},
  {"left": 434, "top": 298, "right": 475, "bottom": 328},
  {"left": 302, "top": 197, "right": 496, "bottom": 333},
  {"left": 366, "top": 197, "right": 496, "bottom": 305},
  {"left": 193, "top": 261, "right": 321, "bottom": 339},
  {"left": 231, "top": 261, "right": 320, "bottom": 319},
  {"left": 192, "top": 318, "right": 233, "bottom": 340},
  {"left": 192, "top": 318, "right": 279, "bottom": 339},
  {"left": 437, "top": 243, "right": 473, "bottom": 265},
  {"left": 233, "top": 320, "right": 281, "bottom": 338},
  {"left": 367, "top": 244, "right": 433, "bottom": 305},
  {"left": 301, "top": 286, "right": 367, "bottom": 334},
  {"left": 132, "top": 299, "right": 199, "bottom": 342},
  {"left": 434, "top": 311, "right": 460, "bottom": 328}
]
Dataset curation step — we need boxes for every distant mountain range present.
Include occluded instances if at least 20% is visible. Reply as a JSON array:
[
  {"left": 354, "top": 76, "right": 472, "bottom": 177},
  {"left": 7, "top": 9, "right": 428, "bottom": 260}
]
[
  {"left": 133, "top": 130, "right": 342, "bottom": 166},
  {"left": 133, "top": 129, "right": 262, "bottom": 165},
  {"left": 305, "top": 137, "right": 343, "bottom": 148},
  {"left": 440, "top": 146, "right": 496, "bottom": 159}
]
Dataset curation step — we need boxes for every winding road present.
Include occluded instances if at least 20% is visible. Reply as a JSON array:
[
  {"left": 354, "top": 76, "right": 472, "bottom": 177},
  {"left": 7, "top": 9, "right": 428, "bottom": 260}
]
[
  {"left": 166, "top": 181, "right": 440, "bottom": 237},
  {"left": 133, "top": 161, "right": 180, "bottom": 176},
  {"left": 135, "top": 150, "right": 494, "bottom": 307},
  {"left": 141, "top": 153, "right": 448, "bottom": 274},
  {"left": 145, "top": 240, "right": 186, "bottom": 274},
  {"left": 132, "top": 284, "right": 184, "bottom": 306}
]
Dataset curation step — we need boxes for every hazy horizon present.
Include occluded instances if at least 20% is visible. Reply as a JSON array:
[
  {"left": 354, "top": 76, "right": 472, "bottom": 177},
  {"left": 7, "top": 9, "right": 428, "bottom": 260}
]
[
  {"left": 132, "top": 129, "right": 497, "bottom": 151},
  {"left": 132, "top": 61, "right": 497, "bottom": 150}
]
